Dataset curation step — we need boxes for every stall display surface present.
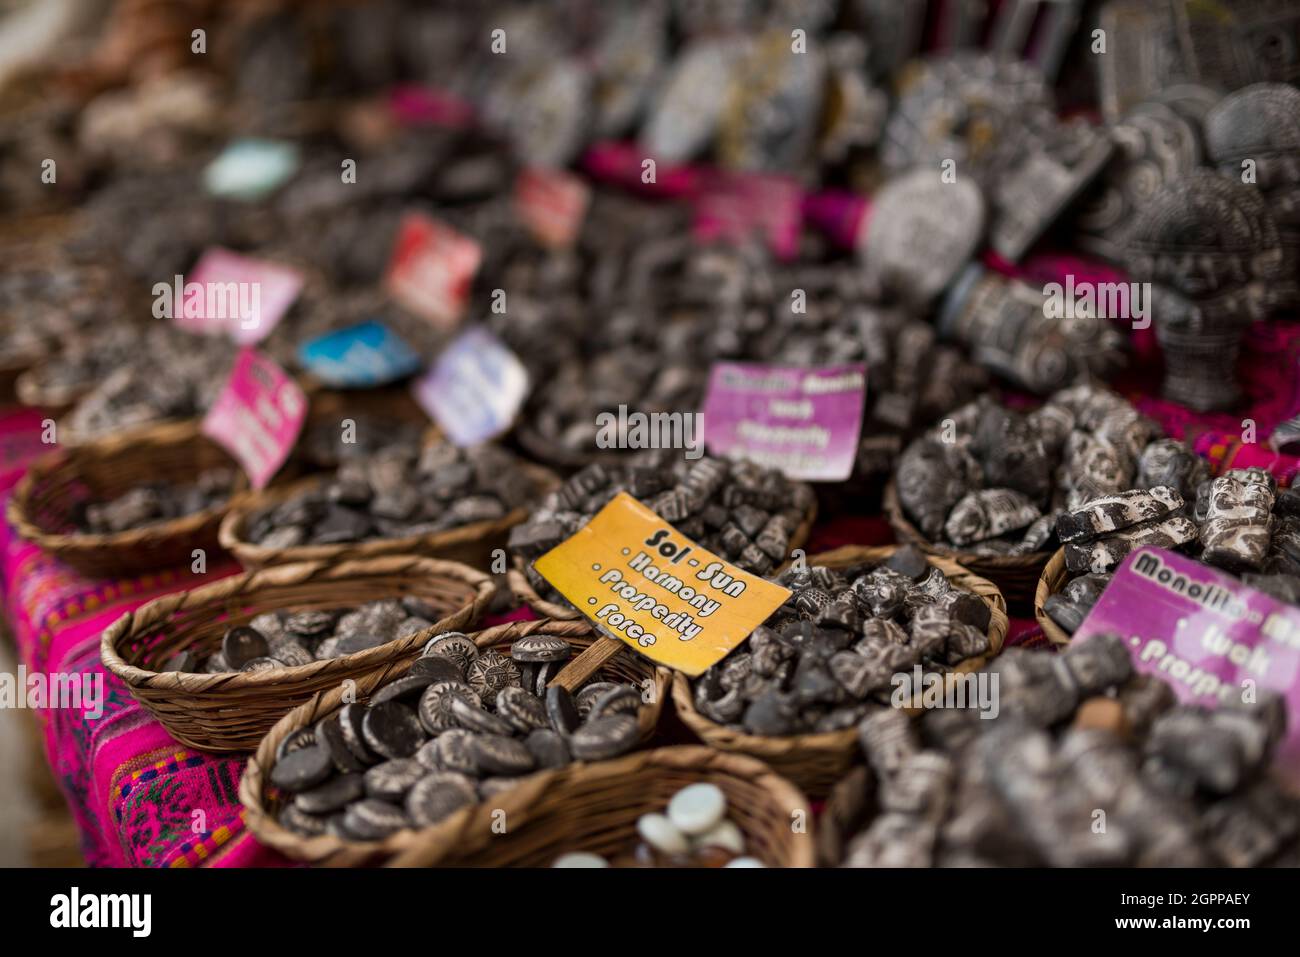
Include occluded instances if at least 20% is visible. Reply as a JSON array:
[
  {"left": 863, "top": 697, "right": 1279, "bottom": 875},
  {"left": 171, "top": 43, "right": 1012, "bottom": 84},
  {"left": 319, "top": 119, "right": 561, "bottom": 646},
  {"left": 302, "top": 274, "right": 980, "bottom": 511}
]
[
  {"left": 4, "top": 304, "right": 1300, "bottom": 867},
  {"left": 2, "top": 0, "right": 1299, "bottom": 872},
  {"left": 0, "top": 405, "right": 1032, "bottom": 868}
]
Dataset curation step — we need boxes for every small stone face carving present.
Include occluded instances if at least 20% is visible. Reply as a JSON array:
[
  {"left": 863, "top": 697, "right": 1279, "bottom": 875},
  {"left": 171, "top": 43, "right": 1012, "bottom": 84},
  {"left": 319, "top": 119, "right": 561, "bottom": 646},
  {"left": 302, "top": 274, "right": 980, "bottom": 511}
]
[{"left": 1124, "top": 170, "right": 1286, "bottom": 411}]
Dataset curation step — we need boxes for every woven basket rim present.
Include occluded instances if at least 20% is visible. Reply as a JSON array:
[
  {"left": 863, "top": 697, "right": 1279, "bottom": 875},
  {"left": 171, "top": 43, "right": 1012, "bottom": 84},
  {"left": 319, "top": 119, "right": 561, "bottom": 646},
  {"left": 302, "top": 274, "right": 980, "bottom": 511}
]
[
  {"left": 513, "top": 420, "right": 618, "bottom": 472},
  {"left": 671, "top": 544, "right": 1010, "bottom": 762},
  {"left": 5, "top": 419, "right": 251, "bottom": 555},
  {"left": 0, "top": 346, "right": 48, "bottom": 376},
  {"left": 387, "top": 744, "right": 817, "bottom": 867},
  {"left": 1033, "top": 547, "right": 1072, "bottom": 646},
  {"left": 508, "top": 562, "right": 583, "bottom": 621},
  {"left": 239, "top": 617, "right": 672, "bottom": 865},
  {"left": 508, "top": 494, "right": 819, "bottom": 619},
  {"left": 882, "top": 478, "right": 1052, "bottom": 570},
  {"left": 100, "top": 554, "right": 495, "bottom": 693},
  {"left": 294, "top": 397, "right": 442, "bottom": 470},
  {"left": 816, "top": 764, "right": 873, "bottom": 867},
  {"left": 13, "top": 359, "right": 98, "bottom": 411},
  {"left": 299, "top": 384, "right": 435, "bottom": 427},
  {"left": 55, "top": 413, "right": 196, "bottom": 448},
  {"left": 219, "top": 462, "right": 559, "bottom": 568}
]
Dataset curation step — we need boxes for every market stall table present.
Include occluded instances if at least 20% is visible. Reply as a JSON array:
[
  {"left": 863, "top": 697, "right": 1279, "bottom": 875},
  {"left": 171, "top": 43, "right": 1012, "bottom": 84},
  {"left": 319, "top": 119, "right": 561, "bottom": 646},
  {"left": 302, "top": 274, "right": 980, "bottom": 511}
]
[{"left": 3, "top": 302, "right": 1297, "bottom": 867}]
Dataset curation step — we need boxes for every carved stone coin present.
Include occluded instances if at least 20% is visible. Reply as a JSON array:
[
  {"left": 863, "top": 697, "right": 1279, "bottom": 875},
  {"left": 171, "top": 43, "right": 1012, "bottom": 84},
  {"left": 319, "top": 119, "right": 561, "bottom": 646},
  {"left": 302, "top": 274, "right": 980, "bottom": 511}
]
[
  {"left": 546, "top": 684, "right": 580, "bottom": 734},
  {"left": 467, "top": 650, "right": 522, "bottom": 707},
  {"left": 470, "top": 733, "right": 537, "bottom": 776},
  {"left": 369, "top": 674, "right": 439, "bottom": 707},
  {"left": 279, "top": 803, "right": 328, "bottom": 837},
  {"left": 569, "top": 713, "right": 639, "bottom": 761},
  {"left": 361, "top": 701, "right": 425, "bottom": 760},
  {"left": 317, "top": 713, "right": 366, "bottom": 773},
  {"left": 295, "top": 772, "right": 364, "bottom": 814},
  {"left": 406, "top": 772, "right": 478, "bottom": 828},
  {"left": 408, "top": 654, "right": 465, "bottom": 683},
  {"left": 285, "top": 610, "right": 337, "bottom": 637},
  {"left": 427, "top": 729, "right": 480, "bottom": 776},
  {"left": 575, "top": 682, "right": 621, "bottom": 719},
  {"left": 222, "top": 625, "right": 269, "bottom": 670},
  {"left": 588, "top": 684, "right": 642, "bottom": 720},
  {"left": 363, "top": 758, "right": 426, "bottom": 802},
  {"left": 343, "top": 798, "right": 409, "bottom": 841},
  {"left": 449, "top": 694, "right": 515, "bottom": 736},
  {"left": 525, "top": 728, "right": 572, "bottom": 769},
  {"left": 269, "top": 739, "right": 333, "bottom": 793},
  {"left": 422, "top": 632, "right": 478, "bottom": 674},
  {"left": 276, "top": 725, "right": 318, "bottom": 763},
  {"left": 418, "top": 681, "right": 481, "bottom": 735},
  {"left": 496, "top": 686, "right": 550, "bottom": 733},
  {"left": 337, "top": 702, "right": 378, "bottom": 765},
  {"left": 509, "top": 634, "right": 573, "bottom": 663}
]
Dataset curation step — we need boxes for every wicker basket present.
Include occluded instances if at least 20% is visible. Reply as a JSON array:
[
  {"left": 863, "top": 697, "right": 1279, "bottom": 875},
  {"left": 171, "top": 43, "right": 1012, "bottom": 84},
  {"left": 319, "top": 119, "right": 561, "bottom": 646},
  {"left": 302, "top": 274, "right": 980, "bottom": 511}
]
[
  {"left": 0, "top": 356, "right": 32, "bottom": 405},
  {"left": 508, "top": 495, "right": 820, "bottom": 620},
  {"left": 816, "top": 764, "right": 875, "bottom": 867},
  {"left": 6, "top": 420, "right": 255, "bottom": 579},
  {"left": 507, "top": 563, "right": 585, "bottom": 621},
  {"left": 1, "top": 239, "right": 119, "bottom": 405},
  {"left": 101, "top": 555, "right": 494, "bottom": 753},
  {"left": 513, "top": 422, "right": 612, "bottom": 473},
  {"left": 670, "top": 544, "right": 1009, "bottom": 798},
  {"left": 219, "top": 462, "right": 559, "bottom": 572},
  {"left": 1033, "top": 547, "right": 1072, "bottom": 646},
  {"left": 883, "top": 479, "right": 1051, "bottom": 607},
  {"left": 386, "top": 746, "right": 815, "bottom": 867},
  {"left": 294, "top": 385, "right": 434, "bottom": 470},
  {"left": 13, "top": 362, "right": 92, "bottom": 417},
  {"left": 240, "top": 617, "right": 671, "bottom": 866}
]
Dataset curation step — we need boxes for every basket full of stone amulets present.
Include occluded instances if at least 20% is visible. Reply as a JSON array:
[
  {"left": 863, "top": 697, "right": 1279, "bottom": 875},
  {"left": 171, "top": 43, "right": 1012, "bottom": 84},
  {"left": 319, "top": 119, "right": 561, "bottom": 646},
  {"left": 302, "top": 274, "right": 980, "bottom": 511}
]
[
  {"left": 7, "top": 419, "right": 254, "bottom": 579},
  {"left": 220, "top": 440, "right": 559, "bottom": 571},
  {"left": 670, "top": 544, "right": 1008, "bottom": 798},
  {"left": 240, "top": 617, "right": 670, "bottom": 866},
  {"left": 886, "top": 385, "right": 1185, "bottom": 605},
  {"left": 100, "top": 555, "right": 495, "bottom": 753},
  {"left": 507, "top": 454, "right": 818, "bottom": 620},
  {"left": 817, "top": 638, "right": 1300, "bottom": 867},
  {"left": 385, "top": 745, "right": 816, "bottom": 867},
  {"left": 1035, "top": 470, "right": 1300, "bottom": 645}
]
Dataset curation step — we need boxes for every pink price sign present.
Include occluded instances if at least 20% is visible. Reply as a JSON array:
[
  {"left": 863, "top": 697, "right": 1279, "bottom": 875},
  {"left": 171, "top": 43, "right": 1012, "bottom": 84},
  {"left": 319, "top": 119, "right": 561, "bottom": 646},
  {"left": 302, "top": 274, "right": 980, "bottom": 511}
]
[
  {"left": 202, "top": 348, "right": 307, "bottom": 490},
  {"left": 168, "top": 247, "right": 303, "bottom": 345},
  {"left": 1074, "top": 547, "right": 1300, "bottom": 791},
  {"left": 700, "top": 362, "right": 866, "bottom": 482}
]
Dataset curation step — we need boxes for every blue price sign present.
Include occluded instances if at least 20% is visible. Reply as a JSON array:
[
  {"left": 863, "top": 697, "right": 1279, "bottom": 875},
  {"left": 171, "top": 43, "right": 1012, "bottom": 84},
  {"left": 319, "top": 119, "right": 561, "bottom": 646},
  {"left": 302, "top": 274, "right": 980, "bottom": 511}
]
[{"left": 297, "top": 321, "right": 422, "bottom": 388}]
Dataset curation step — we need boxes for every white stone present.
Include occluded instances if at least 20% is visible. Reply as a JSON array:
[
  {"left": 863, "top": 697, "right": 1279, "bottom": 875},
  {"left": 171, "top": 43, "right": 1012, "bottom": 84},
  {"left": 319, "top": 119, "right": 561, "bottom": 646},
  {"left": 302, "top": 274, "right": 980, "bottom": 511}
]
[
  {"left": 552, "top": 852, "right": 610, "bottom": 868},
  {"left": 693, "top": 818, "right": 745, "bottom": 855},
  {"left": 667, "top": 783, "right": 726, "bottom": 835},
  {"left": 637, "top": 812, "right": 690, "bottom": 854}
]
